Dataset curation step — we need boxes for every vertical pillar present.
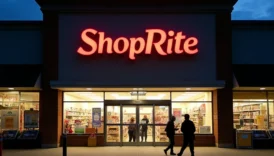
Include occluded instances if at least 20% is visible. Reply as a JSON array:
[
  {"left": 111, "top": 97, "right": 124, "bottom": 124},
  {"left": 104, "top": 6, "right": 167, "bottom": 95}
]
[
  {"left": 39, "top": 11, "right": 63, "bottom": 148},
  {"left": 213, "top": 12, "right": 234, "bottom": 148}
]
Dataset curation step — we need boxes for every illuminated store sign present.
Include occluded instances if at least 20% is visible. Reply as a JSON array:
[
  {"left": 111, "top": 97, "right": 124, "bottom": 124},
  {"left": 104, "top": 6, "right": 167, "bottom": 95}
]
[{"left": 77, "top": 28, "right": 199, "bottom": 60}]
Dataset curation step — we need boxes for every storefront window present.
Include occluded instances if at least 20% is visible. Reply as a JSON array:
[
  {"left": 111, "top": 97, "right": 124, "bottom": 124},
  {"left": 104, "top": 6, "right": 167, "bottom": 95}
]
[
  {"left": 20, "top": 92, "right": 40, "bottom": 131},
  {"left": 63, "top": 92, "right": 104, "bottom": 134},
  {"left": 233, "top": 91, "right": 268, "bottom": 130},
  {"left": 172, "top": 92, "right": 212, "bottom": 101},
  {"left": 106, "top": 106, "right": 120, "bottom": 124},
  {"left": 268, "top": 92, "right": 274, "bottom": 130},
  {"left": 0, "top": 92, "right": 19, "bottom": 132},
  {"left": 105, "top": 92, "right": 137, "bottom": 100},
  {"left": 171, "top": 92, "right": 212, "bottom": 134},
  {"left": 64, "top": 92, "right": 103, "bottom": 101},
  {"left": 138, "top": 92, "right": 170, "bottom": 100},
  {"left": 0, "top": 92, "right": 40, "bottom": 132}
]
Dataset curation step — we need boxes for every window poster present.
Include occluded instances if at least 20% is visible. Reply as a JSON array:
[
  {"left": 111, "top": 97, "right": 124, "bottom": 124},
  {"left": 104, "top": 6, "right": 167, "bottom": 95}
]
[
  {"left": 74, "top": 119, "right": 85, "bottom": 134},
  {"left": 92, "top": 108, "right": 101, "bottom": 128},
  {"left": 1, "top": 110, "right": 19, "bottom": 130},
  {"left": 24, "top": 110, "right": 39, "bottom": 128},
  {"left": 173, "top": 108, "right": 182, "bottom": 127}
]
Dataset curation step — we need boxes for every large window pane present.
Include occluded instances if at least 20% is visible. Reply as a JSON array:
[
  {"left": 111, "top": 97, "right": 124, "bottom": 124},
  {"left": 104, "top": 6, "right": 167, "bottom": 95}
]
[
  {"left": 155, "top": 126, "right": 168, "bottom": 142},
  {"left": 0, "top": 92, "right": 19, "bottom": 102},
  {"left": 172, "top": 92, "right": 212, "bottom": 101},
  {"left": 154, "top": 106, "right": 169, "bottom": 124},
  {"left": 106, "top": 126, "right": 120, "bottom": 142},
  {"left": 123, "top": 106, "right": 136, "bottom": 124},
  {"left": 106, "top": 106, "right": 120, "bottom": 124},
  {"left": 233, "top": 91, "right": 268, "bottom": 130},
  {"left": 63, "top": 102, "right": 104, "bottom": 134},
  {"left": 172, "top": 102, "right": 212, "bottom": 134},
  {"left": 64, "top": 92, "right": 104, "bottom": 101},
  {"left": 0, "top": 92, "right": 20, "bottom": 131},
  {"left": 105, "top": 92, "right": 137, "bottom": 100},
  {"left": 138, "top": 92, "right": 170, "bottom": 100},
  {"left": 139, "top": 125, "right": 153, "bottom": 142},
  {"left": 233, "top": 101, "right": 268, "bottom": 130},
  {"left": 268, "top": 92, "right": 274, "bottom": 130},
  {"left": 20, "top": 92, "right": 39, "bottom": 101}
]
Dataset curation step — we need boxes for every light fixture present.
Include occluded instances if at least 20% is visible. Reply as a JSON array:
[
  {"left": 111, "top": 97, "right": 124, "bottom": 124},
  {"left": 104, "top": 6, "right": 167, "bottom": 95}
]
[
  {"left": 260, "top": 88, "right": 266, "bottom": 90},
  {"left": 130, "top": 91, "right": 146, "bottom": 96},
  {"left": 86, "top": 88, "right": 92, "bottom": 90},
  {"left": 8, "top": 88, "right": 14, "bottom": 90},
  {"left": 186, "top": 88, "right": 191, "bottom": 90}
]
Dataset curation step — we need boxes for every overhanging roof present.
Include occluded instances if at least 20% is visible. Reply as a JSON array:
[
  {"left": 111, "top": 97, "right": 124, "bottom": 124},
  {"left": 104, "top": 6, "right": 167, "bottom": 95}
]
[
  {"left": 0, "top": 64, "right": 41, "bottom": 88},
  {"left": 233, "top": 64, "right": 274, "bottom": 87},
  {"left": 36, "top": 0, "right": 238, "bottom": 6}
]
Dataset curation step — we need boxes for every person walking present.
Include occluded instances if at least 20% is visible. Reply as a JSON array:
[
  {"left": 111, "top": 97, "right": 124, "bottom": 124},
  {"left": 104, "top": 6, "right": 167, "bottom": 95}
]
[
  {"left": 140, "top": 115, "right": 149, "bottom": 142},
  {"left": 128, "top": 117, "right": 136, "bottom": 142},
  {"left": 177, "top": 114, "right": 196, "bottom": 156},
  {"left": 164, "top": 116, "right": 179, "bottom": 155}
]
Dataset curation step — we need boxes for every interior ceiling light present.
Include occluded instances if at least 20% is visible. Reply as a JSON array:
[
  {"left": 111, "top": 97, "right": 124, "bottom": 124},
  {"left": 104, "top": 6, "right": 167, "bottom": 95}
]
[
  {"left": 130, "top": 91, "right": 146, "bottom": 96},
  {"left": 260, "top": 88, "right": 266, "bottom": 90},
  {"left": 86, "top": 88, "right": 92, "bottom": 90},
  {"left": 186, "top": 88, "right": 191, "bottom": 90},
  {"left": 8, "top": 88, "right": 14, "bottom": 90}
]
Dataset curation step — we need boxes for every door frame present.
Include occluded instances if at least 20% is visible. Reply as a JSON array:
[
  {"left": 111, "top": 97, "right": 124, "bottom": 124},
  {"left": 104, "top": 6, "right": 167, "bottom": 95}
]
[{"left": 104, "top": 100, "right": 171, "bottom": 146}]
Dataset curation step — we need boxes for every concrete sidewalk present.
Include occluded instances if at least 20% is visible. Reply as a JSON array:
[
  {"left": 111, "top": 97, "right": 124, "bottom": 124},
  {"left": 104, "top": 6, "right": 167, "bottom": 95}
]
[{"left": 3, "top": 147, "right": 274, "bottom": 156}]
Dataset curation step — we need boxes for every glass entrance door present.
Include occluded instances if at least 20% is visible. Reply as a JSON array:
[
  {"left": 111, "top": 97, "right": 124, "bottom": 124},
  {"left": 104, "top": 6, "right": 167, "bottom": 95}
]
[
  {"left": 122, "top": 105, "right": 155, "bottom": 145},
  {"left": 122, "top": 106, "right": 138, "bottom": 145},
  {"left": 105, "top": 100, "right": 171, "bottom": 146}
]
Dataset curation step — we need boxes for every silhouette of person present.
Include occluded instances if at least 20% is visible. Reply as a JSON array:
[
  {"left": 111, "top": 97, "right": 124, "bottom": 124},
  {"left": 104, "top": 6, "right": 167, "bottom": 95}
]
[
  {"left": 140, "top": 115, "right": 149, "bottom": 142},
  {"left": 128, "top": 117, "right": 136, "bottom": 142},
  {"left": 177, "top": 114, "right": 196, "bottom": 156},
  {"left": 164, "top": 116, "right": 179, "bottom": 155}
]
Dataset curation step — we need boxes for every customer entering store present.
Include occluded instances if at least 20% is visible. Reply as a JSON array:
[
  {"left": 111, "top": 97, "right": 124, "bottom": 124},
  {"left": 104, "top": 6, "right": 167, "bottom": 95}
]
[
  {"left": 128, "top": 117, "right": 136, "bottom": 142},
  {"left": 177, "top": 114, "right": 196, "bottom": 156},
  {"left": 164, "top": 116, "right": 179, "bottom": 155},
  {"left": 140, "top": 115, "right": 149, "bottom": 142}
]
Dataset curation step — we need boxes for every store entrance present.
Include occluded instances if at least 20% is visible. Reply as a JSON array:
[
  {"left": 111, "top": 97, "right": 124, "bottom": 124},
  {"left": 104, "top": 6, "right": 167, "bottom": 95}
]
[{"left": 105, "top": 100, "right": 171, "bottom": 146}]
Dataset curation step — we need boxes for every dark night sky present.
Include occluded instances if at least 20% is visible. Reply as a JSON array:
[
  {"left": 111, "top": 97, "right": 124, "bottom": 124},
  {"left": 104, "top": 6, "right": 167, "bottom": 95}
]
[{"left": 0, "top": 0, "right": 274, "bottom": 20}]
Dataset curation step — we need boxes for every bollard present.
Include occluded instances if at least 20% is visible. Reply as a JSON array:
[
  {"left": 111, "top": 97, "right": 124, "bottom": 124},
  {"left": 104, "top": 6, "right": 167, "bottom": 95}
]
[
  {"left": 62, "top": 133, "right": 67, "bottom": 156},
  {"left": 0, "top": 134, "right": 3, "bottom": 156}
]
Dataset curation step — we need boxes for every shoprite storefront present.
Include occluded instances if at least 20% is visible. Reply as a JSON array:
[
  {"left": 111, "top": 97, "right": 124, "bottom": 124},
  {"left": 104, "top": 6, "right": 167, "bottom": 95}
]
[{"left": 0, "top": 0, "right": 274, "bottom": 148}]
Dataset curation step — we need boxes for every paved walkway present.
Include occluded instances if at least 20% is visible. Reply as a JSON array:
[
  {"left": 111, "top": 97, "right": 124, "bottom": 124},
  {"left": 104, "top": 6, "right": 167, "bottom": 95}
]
[{"left": 3, "top": 147, "right": 274, "bottom": 156}]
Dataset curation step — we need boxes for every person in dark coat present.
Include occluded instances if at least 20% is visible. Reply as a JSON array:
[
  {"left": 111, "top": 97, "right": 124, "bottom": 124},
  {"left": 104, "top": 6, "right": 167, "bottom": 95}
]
[
  {"left": 128, "top": 117, "right": 136, "bottom": 142},
  {"left": 140, "top": 115, "right": 149, "bottom": 142},
  {"left": 177, "top": 114, "right": 196, "bottom": 156},
  {"left": 164, "top": 116, "right": 179, "bottom": 155}
]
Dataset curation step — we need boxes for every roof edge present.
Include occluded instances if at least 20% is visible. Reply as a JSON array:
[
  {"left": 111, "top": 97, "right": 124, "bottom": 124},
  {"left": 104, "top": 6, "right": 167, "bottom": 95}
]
[
  {"left": 232, "top": 20, "right": 274, "bottom": 30},
  {"left": 36, "top": 0, "right": 238, "bottom": 6},
  {"left": 0, "top": 21, "right": 42, "bottom": 30}
]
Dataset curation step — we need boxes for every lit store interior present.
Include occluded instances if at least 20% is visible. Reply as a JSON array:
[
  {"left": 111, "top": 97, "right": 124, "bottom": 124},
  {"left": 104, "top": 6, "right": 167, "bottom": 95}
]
[
  {"left": 233, "top": 91, "right": 274, "bottom": 130},
  {"left": 2, "top": 90, "right": 274, "bottom": 146},
  {"left": 0, "top": 92, "right": 39, "bottom": 132},
  {"left": 63, "top": 91, "right": 212, "bottom": 144}
]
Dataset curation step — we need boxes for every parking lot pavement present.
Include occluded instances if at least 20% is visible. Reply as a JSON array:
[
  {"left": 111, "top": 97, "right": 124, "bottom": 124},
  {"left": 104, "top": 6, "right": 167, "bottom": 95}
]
[{"left": 3, "top": 147, "right": 274, "bottom": 156}]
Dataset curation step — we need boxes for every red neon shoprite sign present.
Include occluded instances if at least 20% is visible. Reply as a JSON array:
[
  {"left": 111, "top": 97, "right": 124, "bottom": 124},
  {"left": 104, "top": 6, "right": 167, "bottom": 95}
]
[{"left": 77, "top": 28, "right": 199, "bottom": 60}]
